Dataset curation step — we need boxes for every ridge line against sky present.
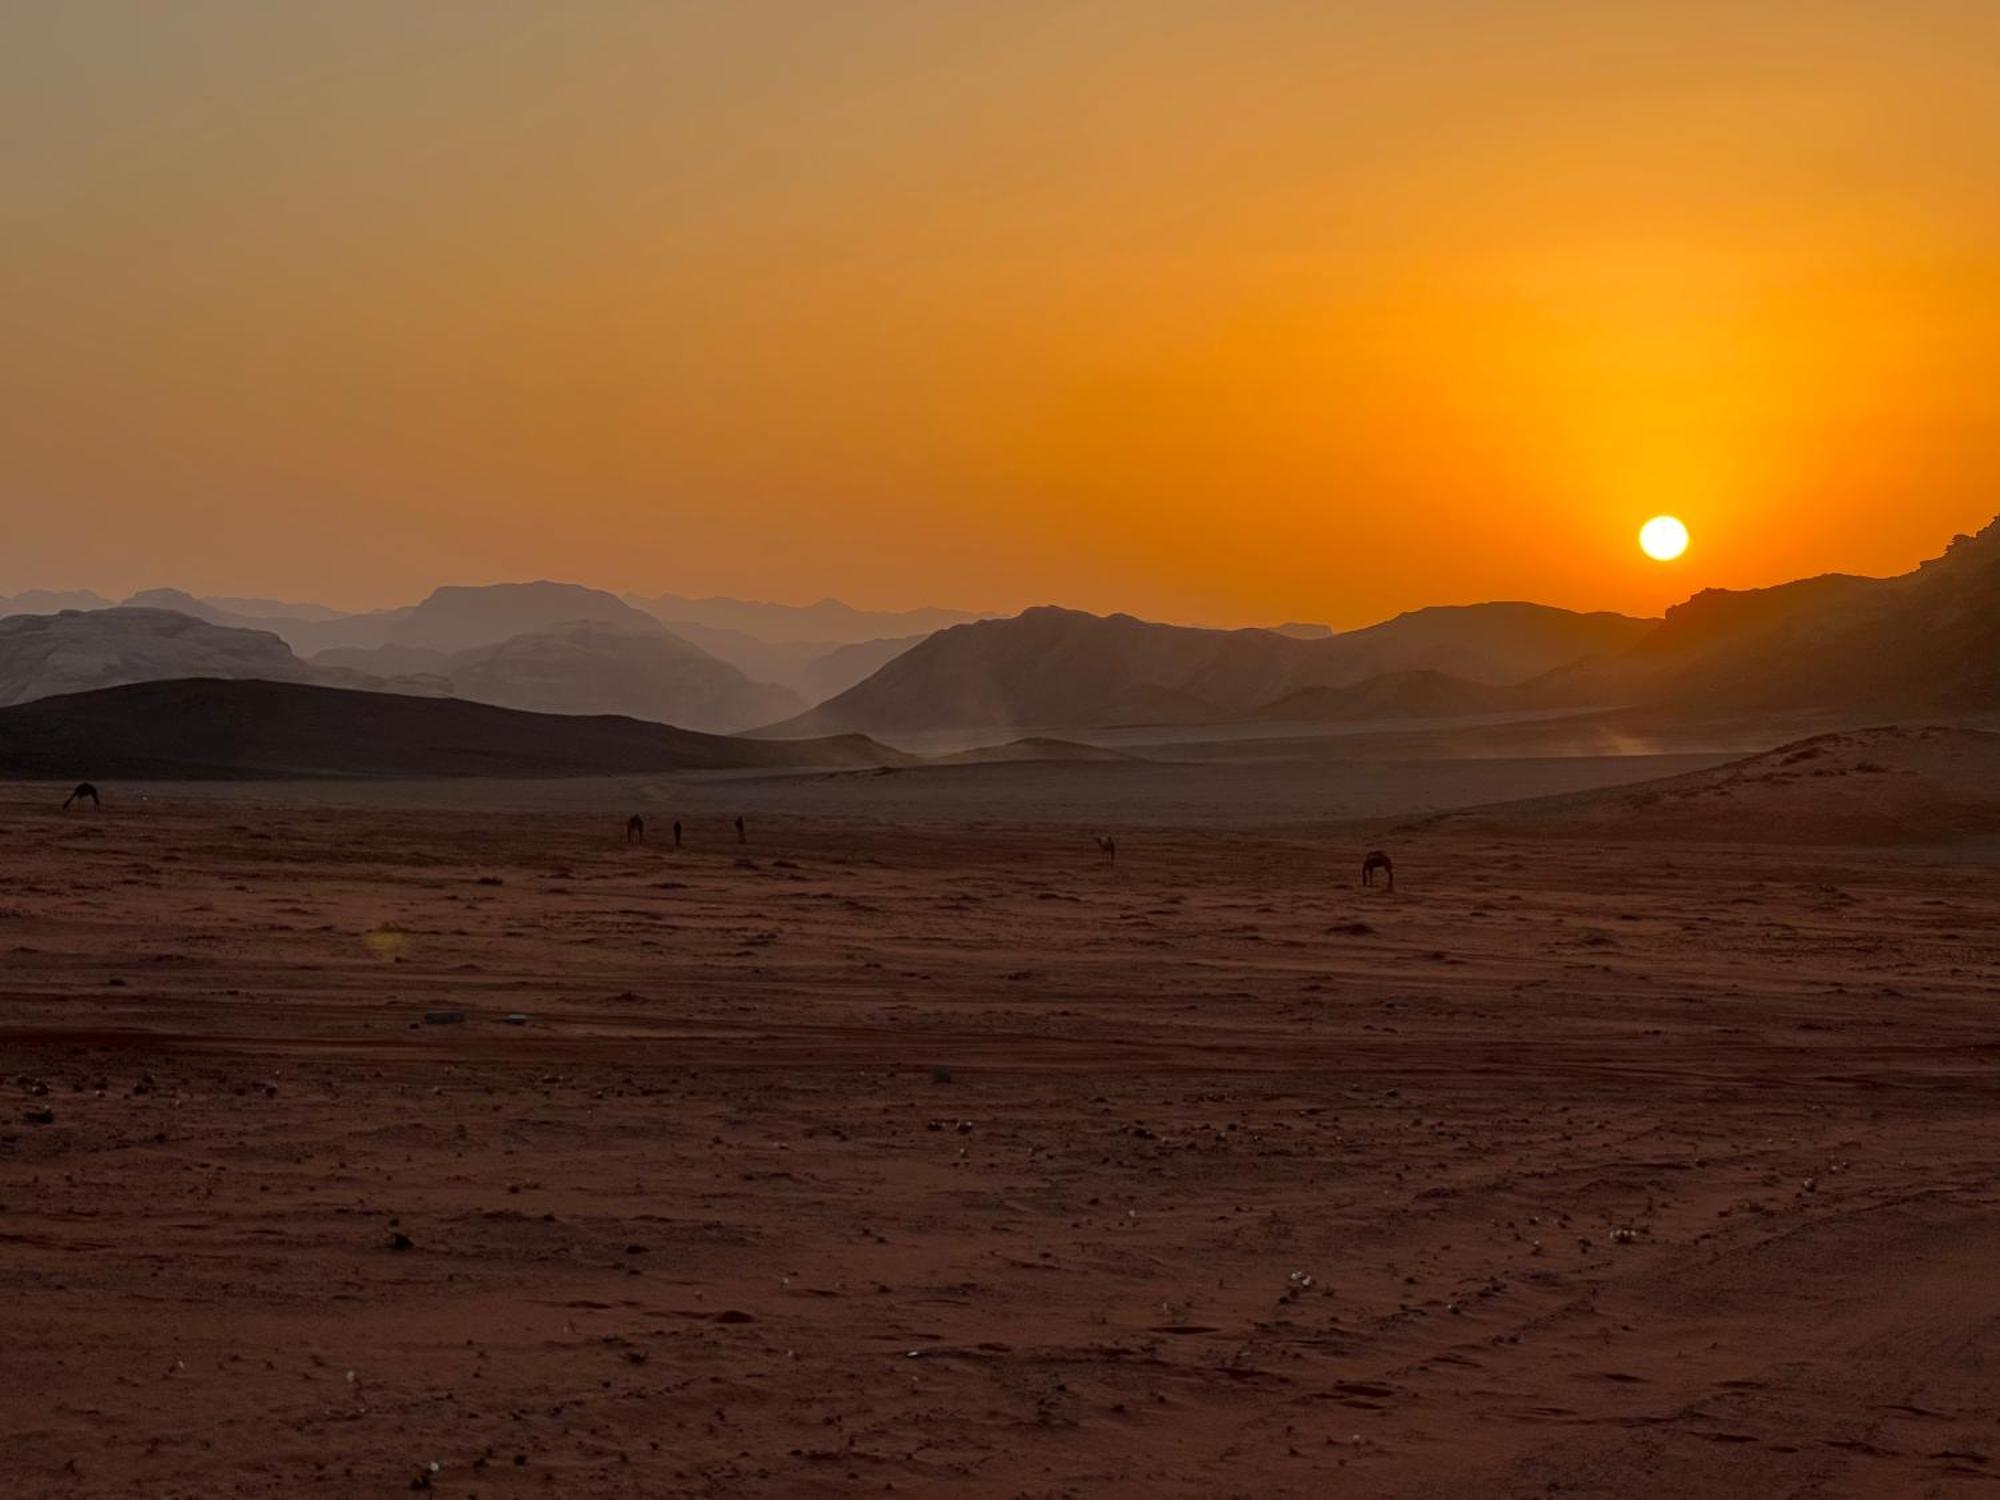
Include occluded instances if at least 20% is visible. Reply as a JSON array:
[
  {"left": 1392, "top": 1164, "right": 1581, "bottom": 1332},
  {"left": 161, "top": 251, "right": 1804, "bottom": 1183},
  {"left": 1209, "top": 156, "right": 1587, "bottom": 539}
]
[
  {"left": 6, "top": 508, "right": 1990, "bottom": 640},
  {"left": 5, "top": 2, "right": 1998, "bottom": 625}
]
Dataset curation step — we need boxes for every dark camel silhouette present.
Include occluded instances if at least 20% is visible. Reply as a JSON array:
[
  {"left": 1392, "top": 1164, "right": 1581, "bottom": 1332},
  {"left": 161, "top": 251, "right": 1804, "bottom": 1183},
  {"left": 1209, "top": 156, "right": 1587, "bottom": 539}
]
[
  {"left": 1361, "top": 849, "right": 1393, "bottom": 890},
  {"left": 1095, "top": 834, "right": 1117, "bottom": 864},
  {"left": 63, "top": 783, "right": 100, "bottom": 811},
  {"left": 626, "top": 814, "right": 645, "bottom": 844},
  {"left": 735, "top": 815, "right": 746, "bottom": 845},
  {"left": 672, "top": 819, "right": 683, "bottom": 849}
]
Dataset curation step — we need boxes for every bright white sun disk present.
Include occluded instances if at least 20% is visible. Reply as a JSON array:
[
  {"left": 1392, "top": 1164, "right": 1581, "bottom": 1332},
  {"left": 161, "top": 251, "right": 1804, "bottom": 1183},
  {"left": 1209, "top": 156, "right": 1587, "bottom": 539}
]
[{"left": 1640, "top": 515, "right": 1689, "bottom": 561}]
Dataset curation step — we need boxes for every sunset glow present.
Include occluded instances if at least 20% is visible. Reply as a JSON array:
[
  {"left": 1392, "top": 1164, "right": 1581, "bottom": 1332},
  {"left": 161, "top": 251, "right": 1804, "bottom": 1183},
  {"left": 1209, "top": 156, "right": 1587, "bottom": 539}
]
[{"left": 4, "top": 3, "right": 1997, "bottom": 624}]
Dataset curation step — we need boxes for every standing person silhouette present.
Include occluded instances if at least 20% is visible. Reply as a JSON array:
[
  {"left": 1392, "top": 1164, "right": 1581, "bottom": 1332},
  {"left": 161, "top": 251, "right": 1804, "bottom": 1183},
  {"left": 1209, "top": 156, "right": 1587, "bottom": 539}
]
[
  {"left": 735, "top": 815, "right": 746, "bottom": 844},
  {"left": 672, "top": 819, "right": 683, "bottom": 849}
]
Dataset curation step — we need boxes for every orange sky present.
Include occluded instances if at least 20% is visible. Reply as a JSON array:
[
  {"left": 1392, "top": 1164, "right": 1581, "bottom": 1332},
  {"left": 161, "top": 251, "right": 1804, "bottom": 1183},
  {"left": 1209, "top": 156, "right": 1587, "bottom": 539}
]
[{"left": 4, "top": 2, "right": 1997, "bottom": 627}]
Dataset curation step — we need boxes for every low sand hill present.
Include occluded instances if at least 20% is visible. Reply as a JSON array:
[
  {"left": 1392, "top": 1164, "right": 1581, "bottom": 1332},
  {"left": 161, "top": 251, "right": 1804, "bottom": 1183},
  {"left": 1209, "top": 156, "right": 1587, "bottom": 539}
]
[
  {"left": 0, "top": 678, "right": 908, "bottom": 779},
  {"left": 1423, "top": 725, "right": 2000, "bottom": 843},
  {"left": 930, "top": 736, "right": 1139, "bottom": 765}
]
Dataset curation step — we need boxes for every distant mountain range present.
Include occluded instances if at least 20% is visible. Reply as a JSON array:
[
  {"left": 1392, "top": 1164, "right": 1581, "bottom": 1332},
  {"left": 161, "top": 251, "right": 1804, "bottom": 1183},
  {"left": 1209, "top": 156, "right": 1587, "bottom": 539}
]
[
  {"left": 5, "top": 515, "right": 1995, "bottom": 742},
  {"left": 1, "top": 582, "right": 938, "bottom": 720},
  {"left": 0, "top": 592, "right": 798, "bottom": 733}
]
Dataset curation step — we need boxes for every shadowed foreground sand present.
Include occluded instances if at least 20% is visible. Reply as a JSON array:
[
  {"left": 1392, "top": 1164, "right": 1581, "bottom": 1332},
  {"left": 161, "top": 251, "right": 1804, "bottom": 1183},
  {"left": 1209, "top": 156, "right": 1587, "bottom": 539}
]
[{"left": 2, "top": 785, "right": 1998, "bottom": 1497}]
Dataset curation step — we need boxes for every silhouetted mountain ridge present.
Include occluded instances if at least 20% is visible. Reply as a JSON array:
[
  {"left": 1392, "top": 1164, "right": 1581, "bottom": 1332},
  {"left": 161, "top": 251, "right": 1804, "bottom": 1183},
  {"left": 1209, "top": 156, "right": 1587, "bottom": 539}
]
[
  {"left": 767, "top": 602, "right": 1656, "bottom": 735},
  {"left": 1543, "top": 516, "right": 2000, "bottom": 712}
]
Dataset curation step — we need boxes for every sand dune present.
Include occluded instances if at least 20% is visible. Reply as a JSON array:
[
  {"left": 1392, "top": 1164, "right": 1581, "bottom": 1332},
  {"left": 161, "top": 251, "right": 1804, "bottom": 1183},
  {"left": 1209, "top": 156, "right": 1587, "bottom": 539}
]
[
  {"left": 931, "top": 736, "right": 1139, "bottom": 765},
  {"left": 0, "top": 678, "right": 907, "bottom": 779},
  {"left": 1423, "top": 724, "right": 2000, "bottom": 843}
]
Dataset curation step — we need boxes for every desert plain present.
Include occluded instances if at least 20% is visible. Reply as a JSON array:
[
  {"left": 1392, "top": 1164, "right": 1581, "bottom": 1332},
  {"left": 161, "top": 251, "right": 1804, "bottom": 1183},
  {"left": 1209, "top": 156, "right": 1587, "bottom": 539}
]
[{"left": 3, "top": 732, "right": 1999, "bottom": 1498}]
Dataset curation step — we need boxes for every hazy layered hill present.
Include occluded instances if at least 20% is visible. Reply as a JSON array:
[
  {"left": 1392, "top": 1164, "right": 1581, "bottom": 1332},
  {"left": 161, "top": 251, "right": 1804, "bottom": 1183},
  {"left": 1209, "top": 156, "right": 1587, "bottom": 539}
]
[
  {"left": 792, "top": 633, "right": 930, "bottom": 703},
  {"left": 312, "top": 642, "right": 453, "bottom": 678},
  {"left": 201, "top": 594, "right": 349, "bottom": 622},
  {"left": 0, "top": 679, "right": 906, "bottom": 779},
  {"left": 1331, "top": 602, "right": 1655, "bottom": 685},
  {"left": 626, "top": 591, "right": 983, "bottom": 645},
  {"left": 125, "top": 588, "right": 325, "bottom": 627},
  {"left": 1548, "top": 514, "right": 2000, "bottom": 713},
  {"left": 0, "top": 608, "right": 314, "bottom": 707},
  {"left": 314, "top": 603, "right": 807, "bottom": 732},
  {"left": 122, "top": 581, "right": 667, "bottom": 658},
  {"left": 381, "top": 581, "right": 656, "bottom": 654},
  {"left": 646, "top": 619, "right": 927, "bottom": 701},
  {"left": 0, "top": 589, "right": 113, "bottom": 615},
  {"left": 121, "top": 588, "right": 411, "bottom": 655},
  {"left": 767, "top": 602, "right": 1656, "bottom": 735},
  {"left": 445, "top": 620, "right": 802, "bottom": 732}
]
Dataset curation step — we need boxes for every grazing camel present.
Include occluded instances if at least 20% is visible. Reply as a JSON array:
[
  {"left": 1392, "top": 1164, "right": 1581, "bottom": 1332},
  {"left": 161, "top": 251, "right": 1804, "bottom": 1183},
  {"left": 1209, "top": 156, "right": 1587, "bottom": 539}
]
[
  {"left": 63, "top": 783, "right": 100, "bottom": 811},
  {"left": 672, "top": 819, "right": 683, "bottom": 849},
  {"left": 626, "top": 814, "right": 645, "bottom": 844},
  {"left": 1361, "top": 849, "right": 1394, "bottom": 890},
  {"left": 1095, "top": 834, "right": 1117, "bottom": 864},
  {"left": 735, "top": 814, "right": 746, "bottom": 845}
]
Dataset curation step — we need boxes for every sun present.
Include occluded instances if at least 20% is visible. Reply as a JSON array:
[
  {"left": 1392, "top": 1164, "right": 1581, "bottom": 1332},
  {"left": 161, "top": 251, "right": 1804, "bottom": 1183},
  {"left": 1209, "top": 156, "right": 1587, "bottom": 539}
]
[{"left": 1639, "top": 514, "right": 1689, "bottom": 562}]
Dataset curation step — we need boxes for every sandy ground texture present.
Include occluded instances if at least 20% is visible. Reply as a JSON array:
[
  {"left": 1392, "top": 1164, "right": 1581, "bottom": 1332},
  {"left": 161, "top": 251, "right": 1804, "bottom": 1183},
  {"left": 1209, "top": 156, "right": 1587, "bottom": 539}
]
[
  {"left": 105, "top": 748, "right": 1735, "bottom": 830},
  {"left": 3, "top": 758, "right": 1999, "bottom": 1497}
]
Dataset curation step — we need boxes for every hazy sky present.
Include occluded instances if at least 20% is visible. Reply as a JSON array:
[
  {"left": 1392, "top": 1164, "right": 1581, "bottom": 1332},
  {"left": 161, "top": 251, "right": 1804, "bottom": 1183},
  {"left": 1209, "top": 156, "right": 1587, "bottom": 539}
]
[{"left": 4, "top": 2, "right": 1997, "bottom": 626}]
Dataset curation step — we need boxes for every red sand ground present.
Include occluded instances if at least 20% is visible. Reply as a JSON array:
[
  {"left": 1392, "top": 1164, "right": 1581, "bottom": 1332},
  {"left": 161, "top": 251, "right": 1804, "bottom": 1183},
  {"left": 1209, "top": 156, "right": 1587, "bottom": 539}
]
[{"left": 3, "top": 784, "right": 1998, "bottom": 1497}]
